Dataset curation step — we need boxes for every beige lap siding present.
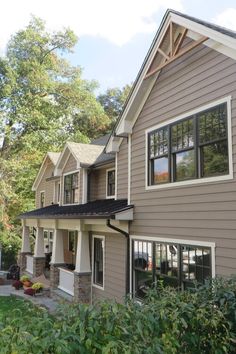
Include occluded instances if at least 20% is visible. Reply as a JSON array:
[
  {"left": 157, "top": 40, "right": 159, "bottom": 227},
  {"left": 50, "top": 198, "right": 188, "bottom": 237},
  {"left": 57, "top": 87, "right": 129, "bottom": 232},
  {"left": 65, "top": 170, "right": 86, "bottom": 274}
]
[
  {"left": 117, "top": 139, "right": 128, "bottom": 199},
  {"left": 92, "top": 232, "right": 127, "bottom": 303},
  {"left": 36, "top": 161, "right": 55, "bottom": 208},
  {"left": 130, "top": 44, "right": 236, "bottom": 277},
  {"left": 89, "top": 165, "right": 115, "bottom": 201},
  {"left": 63, "top": 154, "right": 77, "bottom": 174}
]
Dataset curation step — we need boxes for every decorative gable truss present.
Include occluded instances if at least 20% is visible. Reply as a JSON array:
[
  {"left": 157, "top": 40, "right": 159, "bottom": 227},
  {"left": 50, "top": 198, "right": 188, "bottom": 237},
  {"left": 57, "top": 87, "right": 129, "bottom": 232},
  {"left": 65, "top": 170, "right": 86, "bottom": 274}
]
[
  {"left": 106, "top": 10, "right": 236, "bottom": 153},
  {"left": 145, "top": 22, "right": 208, "bottom": 79}
]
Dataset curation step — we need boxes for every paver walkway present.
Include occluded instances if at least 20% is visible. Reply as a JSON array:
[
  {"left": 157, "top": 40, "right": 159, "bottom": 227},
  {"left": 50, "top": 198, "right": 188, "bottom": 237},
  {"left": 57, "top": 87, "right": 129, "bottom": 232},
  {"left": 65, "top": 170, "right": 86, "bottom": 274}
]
[{"left": 0, "top": 285, "right": 59, "bottom": 314}]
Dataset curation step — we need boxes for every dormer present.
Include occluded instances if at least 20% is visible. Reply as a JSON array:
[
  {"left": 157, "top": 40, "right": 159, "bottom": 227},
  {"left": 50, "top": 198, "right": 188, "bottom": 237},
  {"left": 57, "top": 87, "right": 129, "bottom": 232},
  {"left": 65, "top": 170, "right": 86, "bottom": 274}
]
[{"left": 32, "top": 152, "right": 60, "bottom": 208}]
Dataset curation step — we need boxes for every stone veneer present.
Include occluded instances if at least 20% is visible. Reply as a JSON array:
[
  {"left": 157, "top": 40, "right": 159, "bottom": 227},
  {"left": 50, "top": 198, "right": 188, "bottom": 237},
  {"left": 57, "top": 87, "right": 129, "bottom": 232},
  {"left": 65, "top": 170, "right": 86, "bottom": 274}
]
[
  {"left": 50, "top": 263, "right": 65, "bottom": 289},
  {"left": 33, "top": 257, "right": 45, "bottom": 277},
  {"left": 18, "top": 252, "right": 32, "bottom": 273},
  {"left": 74, "top": 272, "right": 92, "bottom": 304}
]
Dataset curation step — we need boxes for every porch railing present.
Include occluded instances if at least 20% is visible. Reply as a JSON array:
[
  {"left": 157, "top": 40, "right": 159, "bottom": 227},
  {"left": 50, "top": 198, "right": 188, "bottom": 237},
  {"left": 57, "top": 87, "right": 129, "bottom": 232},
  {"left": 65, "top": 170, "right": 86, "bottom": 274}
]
[
  {"left": 26, "top": 255, "right": 33, "bottom": 274},
  {"left": 58, "top": 267, "right": 74, "bottom": 296}
]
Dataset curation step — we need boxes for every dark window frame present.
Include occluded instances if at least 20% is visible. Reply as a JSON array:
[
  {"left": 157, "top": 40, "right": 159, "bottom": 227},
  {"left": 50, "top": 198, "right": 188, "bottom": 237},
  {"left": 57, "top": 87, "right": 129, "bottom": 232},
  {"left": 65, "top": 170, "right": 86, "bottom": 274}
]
[
  {"left": 132, "top": 239, "right": 212, "bottom": 299},
  {"left": 93, "top": 236, "right": 105, "bottom": 288},
  {"left": 148, "top": 103, "right": 229, "bottom": 186},
  {"left": 63, "top": 172, "right": 79, "bottom": 204},
  {"left": 107, "top": 169, "right": 116, "bottom": 198},
  {"left": 40, "top": 191, "right": 45, "bottom": 208}
]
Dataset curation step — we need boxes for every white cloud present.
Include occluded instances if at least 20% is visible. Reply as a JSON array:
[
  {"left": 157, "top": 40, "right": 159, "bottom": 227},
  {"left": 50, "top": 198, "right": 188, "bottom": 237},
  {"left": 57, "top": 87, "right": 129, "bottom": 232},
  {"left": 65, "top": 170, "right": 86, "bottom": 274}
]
[
  {"left": 0, "top": 0, "right": 184, "bottom": 50},
  {"left": 213, "top": 8, "right": 236, "bottom": 31}
]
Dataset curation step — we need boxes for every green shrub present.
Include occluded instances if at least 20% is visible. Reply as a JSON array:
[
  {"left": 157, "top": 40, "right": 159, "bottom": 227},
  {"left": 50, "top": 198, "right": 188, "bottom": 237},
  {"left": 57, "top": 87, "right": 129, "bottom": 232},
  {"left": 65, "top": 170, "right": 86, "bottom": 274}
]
[{"left": 0, "top": 277, "right": 235, "bottom": 353}]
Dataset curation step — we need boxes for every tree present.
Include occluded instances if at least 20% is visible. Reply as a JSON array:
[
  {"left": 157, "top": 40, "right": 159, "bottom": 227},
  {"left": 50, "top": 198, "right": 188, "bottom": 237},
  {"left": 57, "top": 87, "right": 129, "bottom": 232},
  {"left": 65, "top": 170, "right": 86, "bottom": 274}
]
[
  {"left": 0, "top": 16, "right": 110, "bottom": 239},
  {"left": 97, "top": 84, "right": 131, "bottom": 127}
]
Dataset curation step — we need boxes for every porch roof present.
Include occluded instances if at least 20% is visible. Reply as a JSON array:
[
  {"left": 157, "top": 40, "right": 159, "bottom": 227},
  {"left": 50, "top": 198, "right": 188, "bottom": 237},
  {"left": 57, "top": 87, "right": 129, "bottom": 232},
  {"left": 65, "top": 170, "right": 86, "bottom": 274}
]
[{"left": 19, "top": 199, "right": 133, "bottom": 220}]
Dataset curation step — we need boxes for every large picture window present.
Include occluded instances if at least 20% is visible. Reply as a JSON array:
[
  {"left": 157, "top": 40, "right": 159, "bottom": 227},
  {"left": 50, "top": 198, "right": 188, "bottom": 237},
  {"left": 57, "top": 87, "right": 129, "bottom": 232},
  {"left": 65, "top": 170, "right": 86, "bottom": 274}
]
[
  {"left": 132, "top": 239, "right": 212, "bottom": 299},
  {"left": 148, "top": 102, "right": 229, "bottom": 186},
  {"left": 93, "top": 236, "right": 105, "bottom": 288},
  {"left": 63, "top": 172, "right": 79, "bottom": 204}
]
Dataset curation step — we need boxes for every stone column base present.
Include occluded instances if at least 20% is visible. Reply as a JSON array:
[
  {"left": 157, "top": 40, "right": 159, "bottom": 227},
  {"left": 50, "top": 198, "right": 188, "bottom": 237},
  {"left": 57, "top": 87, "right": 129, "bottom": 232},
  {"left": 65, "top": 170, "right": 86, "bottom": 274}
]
[
  {"left": 74, "top": 272, "right": 92, "bottom": 304},
  {"left": 50, "top": 263, "right": 65, "bottom": 289},
  {"left": 18, "top": 252, "right": 32, "bottom": 273},
  {"left": 33, "top": 257, "right": 45, "bottom": 277}
]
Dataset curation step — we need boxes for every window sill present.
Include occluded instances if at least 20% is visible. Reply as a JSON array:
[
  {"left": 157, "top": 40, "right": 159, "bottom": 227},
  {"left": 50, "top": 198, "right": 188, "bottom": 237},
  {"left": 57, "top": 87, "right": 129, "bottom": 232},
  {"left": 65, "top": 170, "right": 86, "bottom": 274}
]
[
  {"left": 92, "top": 283, "right": 104, "bottom": 291},
  {"left": 145, "top": 173, "right": 233, "bottom": 191}
]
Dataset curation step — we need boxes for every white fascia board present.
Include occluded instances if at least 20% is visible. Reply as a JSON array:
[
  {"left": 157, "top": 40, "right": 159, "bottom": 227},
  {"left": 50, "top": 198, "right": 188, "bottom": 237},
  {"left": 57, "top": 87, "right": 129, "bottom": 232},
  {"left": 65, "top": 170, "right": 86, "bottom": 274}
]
[
  {"left": 32, "top": 154, "right": 49, "bottom": 191},
  {"left": 106, "top": 137, "right": 122, "bottom": 153},
  {"left": 115, "top": 208, "right": 133, "bottom": 221},
  {"left": 113, "top": 16, "right": 171, "bottom": 138},
  {"left": 171, "top": 13, "right": 236, "bottom": 51},
  {"left": 54, "top": 144, "right": 68, "bottom": 175}
]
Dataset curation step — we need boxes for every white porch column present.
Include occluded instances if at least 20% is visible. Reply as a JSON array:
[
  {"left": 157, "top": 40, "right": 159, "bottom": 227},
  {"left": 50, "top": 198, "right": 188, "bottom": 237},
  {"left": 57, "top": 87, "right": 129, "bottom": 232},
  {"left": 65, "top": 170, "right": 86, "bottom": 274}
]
[
  {"left": 51, "top": 229, "right": 64, "bottom": 264},
  {"left": 21, "top": 226, "right": 31, "bottom": 253},
  {"left": 34, "top": 227, "right": 45, "bottom": 257},
  {"left": 75, "top": 231, "right": 91, "bottom": 273}
]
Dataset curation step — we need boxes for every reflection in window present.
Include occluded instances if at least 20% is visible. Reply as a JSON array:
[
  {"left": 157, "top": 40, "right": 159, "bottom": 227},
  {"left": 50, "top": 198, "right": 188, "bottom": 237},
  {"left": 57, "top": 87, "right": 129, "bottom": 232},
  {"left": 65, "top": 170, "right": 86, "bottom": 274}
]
[
  {"left": 175, "top": 150, "right": 195, "bottom": 181},
  {"left": 148, "top": 102, "right": 229, "bottom": 185},
  {"left": 153, "top": 157, "right": 169, "bottom": 183},
  {"left": 93, "top": 237, "right": 104, "bottom": 287},
  {"left": 64, "top": 173, "right": 79, "bottom": 204},
  {"left": 132, "top": 240, "right": 212, "bottom": 298}
]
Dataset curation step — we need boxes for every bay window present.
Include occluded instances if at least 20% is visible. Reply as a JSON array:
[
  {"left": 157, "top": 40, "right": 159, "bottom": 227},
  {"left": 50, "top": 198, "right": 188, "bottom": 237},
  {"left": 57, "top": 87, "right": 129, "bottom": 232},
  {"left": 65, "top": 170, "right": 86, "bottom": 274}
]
[{"left": 148, "top": 102, "right": 229, "bottom": 186}]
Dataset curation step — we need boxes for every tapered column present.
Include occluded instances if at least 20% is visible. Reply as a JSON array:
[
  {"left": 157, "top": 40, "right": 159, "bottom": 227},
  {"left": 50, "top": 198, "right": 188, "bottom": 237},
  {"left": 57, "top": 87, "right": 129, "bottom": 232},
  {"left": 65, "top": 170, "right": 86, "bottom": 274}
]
[
  {"left": 75, "top": 231, "right": 91, "bottom": 273},
  {"left": 21, "top": 226, "right": 31, "bottom": 253},
  {"left": 74, "top": 231, "right": 91, "bottom": 303},
  {"left": 34, "top": 227, "right": 44, "bottom": 257},
  {"left": 51, "top": 229, "right": 64, "bottom": 264}
]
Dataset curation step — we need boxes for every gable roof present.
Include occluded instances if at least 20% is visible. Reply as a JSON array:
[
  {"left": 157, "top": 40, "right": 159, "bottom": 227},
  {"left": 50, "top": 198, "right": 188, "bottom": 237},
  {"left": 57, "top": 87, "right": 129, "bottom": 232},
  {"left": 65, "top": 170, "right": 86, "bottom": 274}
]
[
  {"left": 32, "top": 152, "right": 60, "bottom": 191},
  {"left": 19, "top": 199, "right": 132, "bottom": 220},
  {"left": 106, "top": 9, "right": 236, "bottom": 153}
]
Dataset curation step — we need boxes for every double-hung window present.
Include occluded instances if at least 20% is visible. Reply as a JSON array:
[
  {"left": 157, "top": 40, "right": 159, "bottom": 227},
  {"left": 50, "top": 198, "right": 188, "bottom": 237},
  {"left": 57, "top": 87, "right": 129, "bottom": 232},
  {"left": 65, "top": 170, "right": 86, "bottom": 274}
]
[
  {"left": 40, "top": 191, "right": 45, "bottom": 208},
  {"left": 148, "top": 101, "right": 230, "bottom": 186},
  {"left": 63, "top": 172, "right": 79, "bottom": 204}
]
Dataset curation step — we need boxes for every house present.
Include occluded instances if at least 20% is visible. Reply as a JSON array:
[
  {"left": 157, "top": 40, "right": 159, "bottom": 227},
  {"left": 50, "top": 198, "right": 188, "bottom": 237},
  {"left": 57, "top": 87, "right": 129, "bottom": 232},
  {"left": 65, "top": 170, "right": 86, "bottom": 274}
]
[{"left": 19, "top": 9, "right": 236, "bottom": 302}]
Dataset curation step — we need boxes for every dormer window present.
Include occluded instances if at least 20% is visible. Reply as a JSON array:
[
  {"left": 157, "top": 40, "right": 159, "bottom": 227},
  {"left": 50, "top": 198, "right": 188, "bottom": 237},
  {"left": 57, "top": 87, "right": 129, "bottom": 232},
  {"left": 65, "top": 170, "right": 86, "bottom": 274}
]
[
  {"left": 63, "top": 172, "right": 79, "bottom": 204},
  {"left": 106, "top": 169, "right": 115, "bottom": 198}
]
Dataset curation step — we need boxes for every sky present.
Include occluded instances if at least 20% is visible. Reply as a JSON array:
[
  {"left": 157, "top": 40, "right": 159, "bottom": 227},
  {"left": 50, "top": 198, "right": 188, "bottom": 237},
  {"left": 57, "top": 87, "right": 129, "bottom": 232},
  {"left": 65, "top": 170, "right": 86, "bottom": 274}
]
[{"left": 1, "top": 0, "right": 236, "bottom": 94}]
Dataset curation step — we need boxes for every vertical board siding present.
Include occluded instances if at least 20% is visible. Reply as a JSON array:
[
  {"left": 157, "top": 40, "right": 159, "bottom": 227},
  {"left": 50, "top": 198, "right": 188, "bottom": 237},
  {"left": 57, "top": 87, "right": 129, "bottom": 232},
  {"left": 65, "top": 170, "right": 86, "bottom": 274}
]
[
  {"left": 92, "top": 232, "right": 127, "bottom": 303},
  {"left": 130, "top": 44, "right": 236, "bottom": 276},
  {"left": 117, "top": 139, "right": 128, "bottom": 199}
]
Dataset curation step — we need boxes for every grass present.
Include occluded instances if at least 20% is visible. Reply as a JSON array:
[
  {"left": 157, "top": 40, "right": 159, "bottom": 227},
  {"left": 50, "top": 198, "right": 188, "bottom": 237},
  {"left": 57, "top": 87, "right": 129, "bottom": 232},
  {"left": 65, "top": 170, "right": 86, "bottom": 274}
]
[{"left": 0, "top": 296, "right": 31, "bottom": 321}]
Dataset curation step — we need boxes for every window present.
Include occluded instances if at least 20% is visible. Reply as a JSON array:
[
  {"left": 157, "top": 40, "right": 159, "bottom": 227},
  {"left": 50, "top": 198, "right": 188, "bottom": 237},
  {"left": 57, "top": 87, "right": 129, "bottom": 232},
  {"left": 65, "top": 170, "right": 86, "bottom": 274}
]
[
  {"left": 93, "top": 236, "right": 105, "bottom": 288},
  {"left": 63, "top": 172, "right": 79, "bottom": 204},
  {"left": 40, "top": 191, "right": 45, "bottom": 208},
  {"left": 55, "top": 182, "right": 60, "bottom": 204},
  {"left": 107, "top": 169, "right": 115, "bottom": 198},
  {"left": 132, "top": 239, "right": 212, "bottom": 299},
  {"left": 148, "top": 102, "right": 230, "bottom": 186}
]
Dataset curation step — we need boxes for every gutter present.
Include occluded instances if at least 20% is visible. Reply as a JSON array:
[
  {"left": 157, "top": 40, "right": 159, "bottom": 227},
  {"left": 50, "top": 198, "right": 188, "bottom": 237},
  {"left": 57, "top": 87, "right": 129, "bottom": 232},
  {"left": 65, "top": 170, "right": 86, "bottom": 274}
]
[{"left": 106, "top": 219, "right": 130, "bottom": 297}]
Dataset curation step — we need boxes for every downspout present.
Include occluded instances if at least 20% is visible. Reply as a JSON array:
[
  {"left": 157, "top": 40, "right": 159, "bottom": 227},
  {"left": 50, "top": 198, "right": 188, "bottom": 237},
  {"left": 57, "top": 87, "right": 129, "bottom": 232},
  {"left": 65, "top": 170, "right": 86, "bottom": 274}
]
[{"left": 106, "top": 219, "right": 130, "bottom": 296}]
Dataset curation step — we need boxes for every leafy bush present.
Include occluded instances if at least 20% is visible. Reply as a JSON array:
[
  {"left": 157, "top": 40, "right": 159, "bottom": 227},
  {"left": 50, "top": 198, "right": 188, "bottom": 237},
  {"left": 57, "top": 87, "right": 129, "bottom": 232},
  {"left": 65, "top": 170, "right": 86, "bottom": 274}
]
[
  {"left": 32, "top": 282, "right": 44, "bottom": 291},
  {"left": 0, "top": 277, "right": 235, "bottom": 353},
  {"left": 20, "top": 274, "right": 30, "bottom": 282}
]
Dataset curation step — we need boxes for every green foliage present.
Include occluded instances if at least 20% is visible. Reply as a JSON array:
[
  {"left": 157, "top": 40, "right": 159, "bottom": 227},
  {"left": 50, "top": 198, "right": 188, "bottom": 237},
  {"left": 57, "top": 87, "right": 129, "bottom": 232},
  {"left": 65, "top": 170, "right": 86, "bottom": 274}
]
[
  {"left": 0, "top": 277, "right": 235, "bottom": 353},
  {"left": 0, "top": 16, "right": 111, "bottom": 243},
  {"left": 0, "top": 229, "right": 21, "bottom": 270},
  {"left": 97, "top": 84, "right": 131, "bottom": 128}
]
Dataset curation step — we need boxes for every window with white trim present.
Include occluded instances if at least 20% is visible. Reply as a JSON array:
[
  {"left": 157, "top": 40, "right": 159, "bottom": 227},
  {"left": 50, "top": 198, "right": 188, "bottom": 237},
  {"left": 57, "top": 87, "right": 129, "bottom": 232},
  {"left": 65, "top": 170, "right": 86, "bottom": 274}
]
[
  {"left": 63, "top": 172, "right": 79, "bottom": 204},
  {"left": 132, "top": 240, "right": 211, "bottom": 299},
  {"left": 148, "top": 103, "right": 229, "bottom": 185},
  {"left": 93, "top": 237, "right": 104, "bottom": 288},
  {"left": 107, "top": 169, "right": 115, "bottom": 198}
]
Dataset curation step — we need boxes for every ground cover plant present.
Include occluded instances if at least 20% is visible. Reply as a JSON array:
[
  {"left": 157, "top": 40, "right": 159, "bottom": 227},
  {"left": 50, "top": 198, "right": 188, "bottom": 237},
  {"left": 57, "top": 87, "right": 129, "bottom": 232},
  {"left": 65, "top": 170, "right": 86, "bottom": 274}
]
[{"left": 0, "top": 277, "right": 235, "bottom": 353}]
